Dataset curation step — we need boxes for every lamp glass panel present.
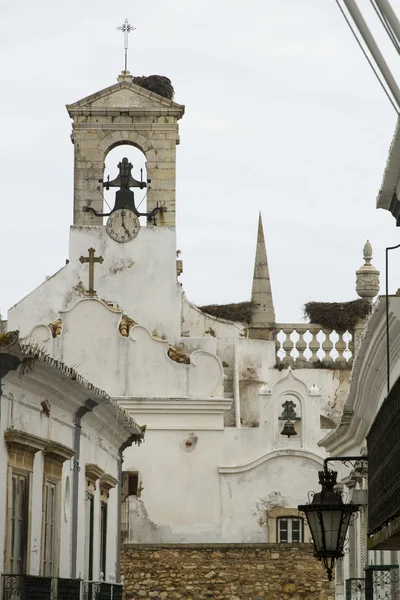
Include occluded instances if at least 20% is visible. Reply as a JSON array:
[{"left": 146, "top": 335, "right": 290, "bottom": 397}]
[
  {"left": 306, "top": 510, "right": 323, "bottom": 551},
  {"left": 321, "top": 509, "right": 343, "bottom": 552}
]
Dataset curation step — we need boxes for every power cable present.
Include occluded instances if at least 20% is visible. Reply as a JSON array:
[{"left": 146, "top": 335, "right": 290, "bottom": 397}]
[{"left": 335, "top": 0, "right": 399, "bottom": 114}]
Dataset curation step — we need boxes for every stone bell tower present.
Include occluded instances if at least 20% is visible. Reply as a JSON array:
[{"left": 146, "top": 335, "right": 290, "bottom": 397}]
[{"left": 67, "top": 73, "right": 185, "bottom": 227}]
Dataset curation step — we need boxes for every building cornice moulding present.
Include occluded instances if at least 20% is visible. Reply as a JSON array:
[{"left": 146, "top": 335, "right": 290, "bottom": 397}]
[
  {"left": 86, "top": 464, "right": 105, "bottom": 483},
  {"left": 5, "top": 429, "right": 47, "bottom": 453},
  {"left": 100, "top": 473, "right": 118, "bottom": 491},
  {"left": 44, "top": 441, "right": 75, "bottom": 464},
  {"left": 116, "top": 397, "right": 232, "bottom": 415},
  {"left": 218, "top": 448, "right": 324, "bottom": 474}
]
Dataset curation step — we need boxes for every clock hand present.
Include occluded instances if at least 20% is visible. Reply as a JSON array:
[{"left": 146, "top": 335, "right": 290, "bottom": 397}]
[{"left": 121, "top": 212, "right": 130, "bottom": 236}]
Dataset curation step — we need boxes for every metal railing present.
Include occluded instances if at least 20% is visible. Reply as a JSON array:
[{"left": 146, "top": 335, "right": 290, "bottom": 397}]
[
  {"left": 1, "top": 575, "right": 122, "bottom": 600},
  {"left": 345, "top": 566, "right": 400, "bottom": 600},
  {"left": 82, "top": 581, "right": 123, "bottom": 600}
]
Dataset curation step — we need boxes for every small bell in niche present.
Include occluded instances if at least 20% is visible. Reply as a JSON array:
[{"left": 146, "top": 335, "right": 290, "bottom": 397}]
[{"left": 281, "top": 420, "right": 298, "bottom": 437}]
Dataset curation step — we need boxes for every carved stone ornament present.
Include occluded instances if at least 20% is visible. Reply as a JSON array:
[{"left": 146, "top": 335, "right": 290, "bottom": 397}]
[
  {"left": 48, "top": 318, "right": 62, "bottom": 338},
  {"left": 356, "top": 239, "right": 380, "bottom": 300},
  {"left": 119, "top": 314, "right": 137, "bottom": 337}
]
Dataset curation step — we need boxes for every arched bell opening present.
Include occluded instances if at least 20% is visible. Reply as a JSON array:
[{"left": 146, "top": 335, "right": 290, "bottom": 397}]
[
  {"left": 103, "top": 144, "right": 148, "bottom": 226},
  {"left": 278, "top": 394, "right": 302, "bottom": 440}
]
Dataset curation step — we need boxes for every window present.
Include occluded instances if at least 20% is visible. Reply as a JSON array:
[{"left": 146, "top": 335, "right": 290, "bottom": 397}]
[
  {"left": 122, "top": 471, "right": 139, "bottom": 500},
  {"left": 9, "top": 472, "right": 29, "bottom": 574},
  {"left": 100, "top": 502, "right": 108, "bottom": 576},
  {"left": 128, "top": 473, "right": 138, "bottom": 497},
  {"left": 277, "top": 517, "right": 303, "bottom": 543},
  {"left": 43, "top": 480, "right": 58, "bottom": 576}
]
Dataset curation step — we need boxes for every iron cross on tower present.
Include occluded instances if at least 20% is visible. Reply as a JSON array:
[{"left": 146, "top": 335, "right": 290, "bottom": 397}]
[
  {"left": 117, "top": 18, "right": 136, "bottom": 72},
  {"left": 79, "top": 248, "right": 104, "bottom": 297}
]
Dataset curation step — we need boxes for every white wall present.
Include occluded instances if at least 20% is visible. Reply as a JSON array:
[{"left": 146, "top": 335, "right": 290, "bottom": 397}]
[
  {"left": 0, "top": 364, "right": 127, "bottom": 583},
  {"left": 9, "top": 225, "right": 181, "bottom": 341}
]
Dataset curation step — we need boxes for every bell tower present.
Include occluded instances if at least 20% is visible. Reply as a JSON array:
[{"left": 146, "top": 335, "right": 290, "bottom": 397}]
[{"left": 67, "top": 74, "right": 185, "bottom": 228}]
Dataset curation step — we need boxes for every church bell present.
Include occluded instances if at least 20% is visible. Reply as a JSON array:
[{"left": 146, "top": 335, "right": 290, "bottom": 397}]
[{"left": 281, "top": 420, "right": 297, "bottom": 437}]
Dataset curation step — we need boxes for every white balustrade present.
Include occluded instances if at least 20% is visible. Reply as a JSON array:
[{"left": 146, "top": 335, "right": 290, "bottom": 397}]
[{"left": 275, "top": 324, "right": 353, "bottom": 368}]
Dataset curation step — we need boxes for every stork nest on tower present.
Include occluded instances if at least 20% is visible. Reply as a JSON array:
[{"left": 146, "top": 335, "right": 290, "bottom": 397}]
[
  {"left": 303, "top": 299, "right": 372, "bottom": 332},
  {"left": 132, "top": 75, "right": 175, "bottom": 100},
  {"left": 199, "top": 301, "right": 254, "bottom": 323}
]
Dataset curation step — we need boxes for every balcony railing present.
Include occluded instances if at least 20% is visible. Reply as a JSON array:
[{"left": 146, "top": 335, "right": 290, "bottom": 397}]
[
  {"left": 83, "top": 581, "right": 123, "bottom": 600},
  {"left": 367, "top": 375, "right": 400, "bottom": 536},
  {"left": 1, "top": 575, "right": 122, "bottom": 600},
  {"left": 345, "top": 566, "right": 400, "bottom": 600},
  {"left": 275, "top": 324, "right": 353, "bottom": 368}
]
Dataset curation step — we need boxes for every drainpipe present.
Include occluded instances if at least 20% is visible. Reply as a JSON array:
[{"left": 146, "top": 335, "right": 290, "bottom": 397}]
[
  {"left": 116, "top": 435, "right": 137, "bottom": 582},
  {"left": 71, "top": 398, "right": 98, "bottom": 579},
  {"left": 233, "top": 339, "right": 241, "bottom": 428}
]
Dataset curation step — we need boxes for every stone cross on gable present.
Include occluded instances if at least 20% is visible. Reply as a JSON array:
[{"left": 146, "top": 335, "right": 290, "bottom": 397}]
[{"left": 79, "top": 248, "right": 104, "bottom": 297}]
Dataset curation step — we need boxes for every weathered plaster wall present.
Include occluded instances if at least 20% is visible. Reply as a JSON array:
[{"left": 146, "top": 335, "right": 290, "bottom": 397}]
[
  {"left": 121, "top": 544, "right": 334, "bottom": 600},
  {"left": 122, "top": 416, "right": 324, "bottom": 544},
  {"left": 0, "top": 366, "right": 128, "bottom": 581},
  {"left": 8, "top": 225, "right": 181, "bottom": 341}
]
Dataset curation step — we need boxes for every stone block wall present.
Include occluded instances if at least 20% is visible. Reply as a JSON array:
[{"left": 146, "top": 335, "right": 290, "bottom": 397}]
[{"left": 121, "top": 544, "right": 334, "bottom": 600}]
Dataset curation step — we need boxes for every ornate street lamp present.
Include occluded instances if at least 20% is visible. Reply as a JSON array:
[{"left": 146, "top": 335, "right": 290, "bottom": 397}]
[{"left": 298, "top": 465, "right": 360, "bottom": 581}]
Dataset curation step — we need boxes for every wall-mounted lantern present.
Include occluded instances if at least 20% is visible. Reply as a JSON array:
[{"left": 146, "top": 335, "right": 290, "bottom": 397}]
[{"left": 298, "top": 457, "right": 366, "bottom": 581}]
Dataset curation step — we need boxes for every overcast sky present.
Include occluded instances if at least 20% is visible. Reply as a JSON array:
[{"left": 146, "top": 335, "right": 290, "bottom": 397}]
[{"left": 1, "top": 0, "right": 400, "bottom": 323}]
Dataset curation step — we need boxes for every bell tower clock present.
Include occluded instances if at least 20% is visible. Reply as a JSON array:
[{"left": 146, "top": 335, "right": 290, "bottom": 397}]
[{"left": 66, "top": 76, "right": 185, "bottom": 228}]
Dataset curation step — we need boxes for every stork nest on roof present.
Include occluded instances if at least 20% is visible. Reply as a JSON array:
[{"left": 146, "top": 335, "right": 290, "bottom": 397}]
[
  {"left": 303, "top": 299, "right": 372, "bottom": 331},
  {"left": 132, "top": 75, "right": 174, "bottom": 100},
  {"left": 199, "top": 301, "right": 254, "bottom": 323}
]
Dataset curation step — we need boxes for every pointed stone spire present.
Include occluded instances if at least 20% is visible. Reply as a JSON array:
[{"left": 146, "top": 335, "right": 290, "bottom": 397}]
[
  {"left": 249, "top": 213, "right": 275, "bottom": 339},
  {"left": 356, "top": 239, "right": 380, "bottom": 301}
]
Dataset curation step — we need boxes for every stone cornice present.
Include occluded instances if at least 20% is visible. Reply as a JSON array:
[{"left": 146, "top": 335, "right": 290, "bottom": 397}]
[
  {"left": 85, "top": 464, "right": 105, "bottom": 483},
  {"left": 218, "top": 448, "right": 324, "bottom": 474},
  {"left": 5, "top": 429, "right": 46, "bottom": 453},
  {"left": 100, "top": 473, "right": 118, "bottom": 491},
  {"left": 44, "top": 441, "right": 74, "bottom": 464},
  {"left": 116, "top": 397, "right": 232, "bottom": 415},
  {"left": 67, "top": 81, "right": 185, "bottom": 118},
  {"left": 70, "top": 108, "right": 183, "bottom": 118}
]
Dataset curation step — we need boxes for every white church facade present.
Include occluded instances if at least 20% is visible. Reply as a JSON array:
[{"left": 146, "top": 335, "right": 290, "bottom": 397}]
[{"left": 1, "top": 69, "right": 381, "bottom": 599}]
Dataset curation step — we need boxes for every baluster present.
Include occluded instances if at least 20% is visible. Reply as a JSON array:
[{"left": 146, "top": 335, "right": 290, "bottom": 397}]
[
  {"left": 321, "top": 329, "right": 334, "bottom": 366},
  {"left": 296, "top": 330, "right": 307, "bottom": 364},
  {"left": 347, "top": 331, "right": 354, "bottom": 365},
  {"left": 308, "top": 328, "right": 321, "bottom": 364},
  {"left": 276, "top": 336, "right": 283, "bottom": 363},
  {"left": 335, "top": 332, "right": 347, "bottom": 366},
  {"left": 282, "top": 328, "right": 294, "bottom": 367}
]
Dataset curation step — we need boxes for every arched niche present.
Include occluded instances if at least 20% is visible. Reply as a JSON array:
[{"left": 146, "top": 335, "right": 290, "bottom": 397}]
[
  {"left": 103, "top": 143, "right": 148, "bottom": 226},
  {"left": 278, "top": 393, "right": 303, "bottom": 439}
]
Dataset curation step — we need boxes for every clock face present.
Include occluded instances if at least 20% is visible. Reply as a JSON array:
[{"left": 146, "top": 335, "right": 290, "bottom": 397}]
[{"left": 106, "top": 209, "right": 140, "bottom": 243}]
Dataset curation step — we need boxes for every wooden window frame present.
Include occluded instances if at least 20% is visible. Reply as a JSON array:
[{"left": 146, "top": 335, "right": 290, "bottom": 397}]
[
  {"left": 7, "top": 469, "right": 30, "bottom": 574},
  {"left": 42, "top": 477, "right": 60, "bottom": 577},
  {"left": 277, "top": 516, "right": 304, "bottom": 543}
]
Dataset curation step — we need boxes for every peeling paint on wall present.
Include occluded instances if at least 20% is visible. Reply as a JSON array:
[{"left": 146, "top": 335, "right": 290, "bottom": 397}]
[{"left": 180, "top": 432, "right": 198, "bottom": 452}]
